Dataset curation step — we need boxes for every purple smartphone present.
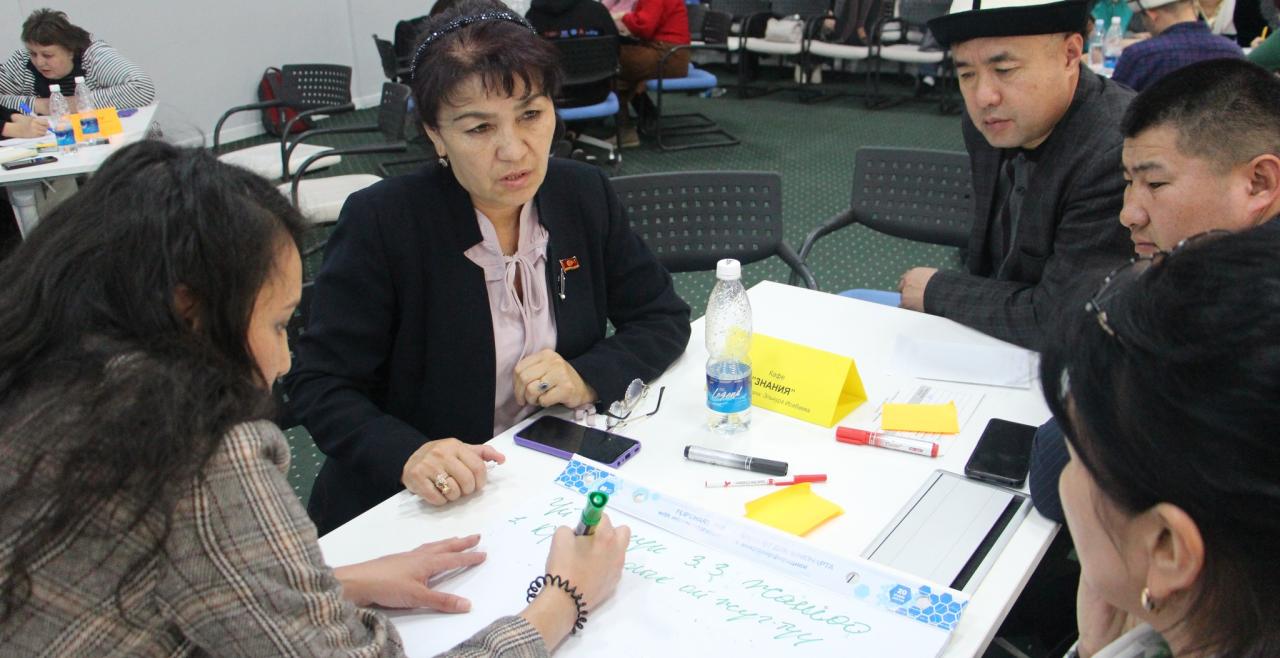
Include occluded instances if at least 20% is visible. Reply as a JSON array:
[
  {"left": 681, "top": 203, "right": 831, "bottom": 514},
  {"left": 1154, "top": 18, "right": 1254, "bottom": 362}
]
[{"left": 514, "top": 416, "right": 641, "bottom": 467}]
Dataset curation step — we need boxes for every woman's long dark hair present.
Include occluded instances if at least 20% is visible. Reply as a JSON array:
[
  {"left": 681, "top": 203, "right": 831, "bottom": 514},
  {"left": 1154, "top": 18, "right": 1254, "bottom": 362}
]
[
  {"left": 1041, "top": 225, "right": 1280, "bottom": 658},
  {"left": 0, "top": 141, "right": 306, "bottom": 622}
]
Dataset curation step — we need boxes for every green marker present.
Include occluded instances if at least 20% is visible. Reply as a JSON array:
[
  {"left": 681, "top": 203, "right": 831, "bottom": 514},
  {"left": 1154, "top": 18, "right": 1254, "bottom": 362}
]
[{"left": 574, "top": 491, "right": 609, "bottom": 535}]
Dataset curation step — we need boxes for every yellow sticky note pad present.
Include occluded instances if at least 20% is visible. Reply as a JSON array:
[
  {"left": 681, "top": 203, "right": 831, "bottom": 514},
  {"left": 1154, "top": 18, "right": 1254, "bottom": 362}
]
[
  {"left": 882, "top": 402, "right": 960, "bottom": 434},
  {"left": 744, "top": 483, "right": 843, "bottom": 536}
]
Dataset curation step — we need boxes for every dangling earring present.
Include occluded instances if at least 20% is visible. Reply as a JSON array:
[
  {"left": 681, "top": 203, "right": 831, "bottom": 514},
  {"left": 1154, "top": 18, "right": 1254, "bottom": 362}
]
[
  {"left": 437, "top": 154, "right": 450, "bottom": 168},
  {"left": 1140, "top": 587, "right": 1158, "bottom": 613}
]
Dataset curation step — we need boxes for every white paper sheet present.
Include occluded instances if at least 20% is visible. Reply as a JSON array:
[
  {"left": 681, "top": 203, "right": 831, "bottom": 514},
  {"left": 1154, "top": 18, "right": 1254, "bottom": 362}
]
[
  {"left": 889, "top": 336, "right": 1034, "bottom": 389},
  {"left": 386, "top": 462, "right": 962, "bottom": 657}
]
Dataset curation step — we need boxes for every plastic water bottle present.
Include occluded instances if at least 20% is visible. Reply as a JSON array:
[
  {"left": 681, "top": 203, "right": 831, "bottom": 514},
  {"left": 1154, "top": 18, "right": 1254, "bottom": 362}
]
[
  {"left": 47, "top": 84, "right": 77, "bottom": 154},
  {"left": 1089, "top": 19, "right": 1105, "bottom": 70},
  {"left": 705, "top": 258, "right": 752, "bottom": 434},
  {"left": 1103, "top": 17, "right": 1122, "bottom": 69},
  {"left": 73, "top": 75, "right": 98, "bottom": 136}
]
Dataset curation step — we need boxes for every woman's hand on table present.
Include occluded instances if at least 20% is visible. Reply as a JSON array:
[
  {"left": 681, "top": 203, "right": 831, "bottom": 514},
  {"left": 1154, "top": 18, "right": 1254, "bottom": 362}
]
[
  {"left": 402, "top": 438, "right": 506, "bottom": 506},
  {"left": 514, "top": 349, "right": 598, "bottom": 409},
  {"left": 2, "top": 114, "right": 49, "bottom": 138},
  {"left": 335, "top": 534, "right": 487, "bottom": 611},
  {"left": 521, "top": 514, "right": 630, "bottom": 649}
]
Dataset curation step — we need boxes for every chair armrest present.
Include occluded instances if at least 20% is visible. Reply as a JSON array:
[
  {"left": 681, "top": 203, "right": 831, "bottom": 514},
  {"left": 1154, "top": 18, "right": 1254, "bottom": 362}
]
[
  {"left": 797, "top": 207, "right": 857, "bottom": 262},
  {"left": 288, "top": 142, "right": 408, "bottom": 205},
  {"left": 283, "top": 124, "right": 377, "bottom": 171},
  {"left": 779, "top": 241, "right": 819, "bottom": 290},
  {"left": 278, "top": 103, "right": 359, "bottom": 177},
  {"left": 213, "top": 100, "right": 281, "bottom": 150}
]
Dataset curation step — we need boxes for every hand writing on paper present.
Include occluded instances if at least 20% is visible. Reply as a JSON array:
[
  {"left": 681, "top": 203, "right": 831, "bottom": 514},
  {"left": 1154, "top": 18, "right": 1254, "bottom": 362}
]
[
  {"left": 334, "top": 534, "right": 487, "bottom": 611},
  {"left": 897, "top": 267, "right": 937, "bottom": 312},
  {"left": 521, "top": 514, "right": 631, "bottom": 650},
  {"left": 402, "top": 438, "right": 505, "bottom": 506},
  {"left": 514, "top": 349, "right": 597, "bottom": 409},
  {"left": 2, "top": 114, "right": 49, "bottom": 138}
]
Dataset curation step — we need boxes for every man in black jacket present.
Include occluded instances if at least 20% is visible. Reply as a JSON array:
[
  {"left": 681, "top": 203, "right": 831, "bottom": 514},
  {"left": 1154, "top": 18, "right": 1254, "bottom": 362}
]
[{"left": 896, "top": 0, "right": 1134, "bottom": 351}]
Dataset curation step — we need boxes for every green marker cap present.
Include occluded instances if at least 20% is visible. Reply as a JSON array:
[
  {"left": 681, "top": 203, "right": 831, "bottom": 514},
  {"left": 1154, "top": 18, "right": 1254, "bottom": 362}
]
[{"left": 581, "top": 491, "right": 609, "bottom": 527}]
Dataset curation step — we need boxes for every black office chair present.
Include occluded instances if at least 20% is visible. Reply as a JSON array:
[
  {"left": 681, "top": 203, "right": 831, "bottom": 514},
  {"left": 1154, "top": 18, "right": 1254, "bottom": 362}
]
[
  {"left": 212, "top": 64, "right": 355, "bottom": 181},
  {"left": 798, "top": 147, "right": 973, "bottom": 271},
  {"left": 611, "top": 170, "right": 818, "bottom": 289},
  {"left": 553, "top": 36, "right": 622, "bottom": 166},
  {"left": 373, "top": 34, "right": 411, "bottom": 83},
  {"left": 644, "top": 10, "right": 740, "bottom": 151}
]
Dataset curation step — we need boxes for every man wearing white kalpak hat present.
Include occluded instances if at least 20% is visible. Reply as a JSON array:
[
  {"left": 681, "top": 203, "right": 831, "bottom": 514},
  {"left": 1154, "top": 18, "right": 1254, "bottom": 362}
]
[
  {"left": 1111, "top": 0, "right": 1243, "bottom": 92},
  {"left": 895, "top": 0, "right": 1134, "bottom": 350}
]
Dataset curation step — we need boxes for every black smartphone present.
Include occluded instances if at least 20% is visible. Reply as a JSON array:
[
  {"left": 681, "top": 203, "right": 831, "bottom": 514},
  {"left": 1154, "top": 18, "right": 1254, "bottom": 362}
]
[
  {"left": 2, "top": 155, "right": 57, "bottom": 170},
  {"left": 964, "top": 418, "right": 1037, "bottom": 488},
  {"left": 514, "top": 416, "right": 641, "bottom": 467}
]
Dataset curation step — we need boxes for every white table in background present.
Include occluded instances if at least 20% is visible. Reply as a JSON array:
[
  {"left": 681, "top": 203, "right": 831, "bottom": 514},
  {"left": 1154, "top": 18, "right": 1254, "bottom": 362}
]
[
  {"left": 319, "top": 281, "right": 1058, "bottom": 657},
  {"left": 0, "top": 105, "right": 157, "bottom": 237}
]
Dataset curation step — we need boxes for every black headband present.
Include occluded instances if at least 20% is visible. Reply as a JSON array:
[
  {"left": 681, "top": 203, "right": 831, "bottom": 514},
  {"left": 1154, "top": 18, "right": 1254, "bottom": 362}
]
[{"left": 410, "top": 11, "right": 536, "bottom": 80}]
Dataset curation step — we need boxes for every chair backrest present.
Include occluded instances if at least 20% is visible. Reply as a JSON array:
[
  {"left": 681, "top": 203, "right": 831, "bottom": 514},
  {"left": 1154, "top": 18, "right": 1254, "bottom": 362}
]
[
  {"left": 688, "top": 2, "right": 709, "bottom": 39},
  {"left": 897, "top": 0, "right": 952, "bottom": 26},
  {"left": 553, "top": 35, "right": 620, "bottom": 88},
  {"left": 372, "top": 35, "right": 399, "bottom": 81},
  {"left": 612, "top": 171, "right": 787, "bottom": 273},
  {"left": 394, "top": 15, "right": 432, "bottom": 61},
  {"left": 850, "top": 147, "right": 973, "bottom": 248},
  {"left": 701, "top": 9, "right": 734, "bottom": 43},
  {"left": 279, "top": 64, "right": 353, "bottom": 110},
  {"left": 710, "top": 0, "right": 771, "bottom": 18},
  {"left": 375, "top": 82, "right": 413, "bottom": 142},
  {"left": 770, "top": 0, "right": 829, "bottom": 18}
]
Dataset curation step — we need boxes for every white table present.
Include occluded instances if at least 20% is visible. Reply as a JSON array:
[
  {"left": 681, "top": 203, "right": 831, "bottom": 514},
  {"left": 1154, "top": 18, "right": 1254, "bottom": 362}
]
[
  {"left": 0, "top": 105, "right": 157, "bottom": 236},
  {"left": 319, "top": 281, "right": 1058, "bottom": 657}
]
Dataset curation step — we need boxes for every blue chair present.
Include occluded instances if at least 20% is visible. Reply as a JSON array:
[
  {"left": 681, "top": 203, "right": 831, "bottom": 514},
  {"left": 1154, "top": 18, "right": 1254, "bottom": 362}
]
[
  {"left": 552, "top": 36, "right": 622, "bottom": 166},
  {"left": 644, "top": 12, "right": 739, "bottom": 151}
]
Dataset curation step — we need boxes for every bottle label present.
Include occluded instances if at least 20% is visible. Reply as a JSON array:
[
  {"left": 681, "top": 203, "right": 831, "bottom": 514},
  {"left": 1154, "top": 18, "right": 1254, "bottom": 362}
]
[{"left": 707, "top": 369, "right": 751, "bottom": 413}]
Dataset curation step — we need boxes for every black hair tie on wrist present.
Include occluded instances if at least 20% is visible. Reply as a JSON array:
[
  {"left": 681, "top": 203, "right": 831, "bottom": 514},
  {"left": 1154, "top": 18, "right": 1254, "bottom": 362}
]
[{"left": 527, "top": 573, "right": 588, "bottom": 634}]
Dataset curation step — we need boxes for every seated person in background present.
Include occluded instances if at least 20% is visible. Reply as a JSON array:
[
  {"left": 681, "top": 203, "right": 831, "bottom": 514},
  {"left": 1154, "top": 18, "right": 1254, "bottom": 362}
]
[
  {"left": 1040, "top": 224, "right": 1280, "bottom": 658},
  {"left": 526, "top": 0, "right": 620, "bottom": 106},
  {"left": 1029, "top": 58, "right": 1280, "bottom": 523},
  {"left": 611, "top": 0, "right": 690, "bottom": 147},
  {"left": 0, "top": 8, "right": 155, "bottom": 114},
  {"left": 897, "top": 0, "right": 1135, "bottom": 351},
  {"left": 0, "top": 140, "right": 630, "bottom": 656},
  {"left": 1111, "top": 0, "right": 1242, "bottom": 92},
  {"left": 1246, "top": 25, "right": 1280, "bottom": 69},
  {"left": 286, "top": 0, "right": 691, "bottom": 535}
]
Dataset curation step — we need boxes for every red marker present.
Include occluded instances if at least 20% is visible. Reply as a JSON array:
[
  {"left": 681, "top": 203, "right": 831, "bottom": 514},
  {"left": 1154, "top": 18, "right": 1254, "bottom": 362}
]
[
  {"left": 704, "top": 474, "right": 827, "bottom": 488},
  {"left": 836, "top": 426, "right": 940, "bottom": 458}
]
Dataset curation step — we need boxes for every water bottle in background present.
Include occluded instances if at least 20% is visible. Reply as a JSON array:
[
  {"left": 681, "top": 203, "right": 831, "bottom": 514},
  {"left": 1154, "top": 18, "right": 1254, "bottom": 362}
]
[
  {"left": 74, "top": 75, "right": 98, "bottom": 136},
  {"left": 705, "top": 258, "right": 752, "bottom": 434},
  {"left": 1088, "top": 19, "right": 1105, "bottom": 70},
  {"left": 1103, "top": 17, "right": 1122, "bottom": 69},
  {"left": 47, "top": 84, "right": 77, "bottom": 154}
]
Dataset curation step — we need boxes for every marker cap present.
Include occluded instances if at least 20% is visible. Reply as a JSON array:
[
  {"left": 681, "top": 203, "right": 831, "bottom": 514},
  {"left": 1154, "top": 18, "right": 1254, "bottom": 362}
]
[
  {"left": 789, "top": 474, "right": 827, "bottom": 484},
  {"left": 835, "top": 427, "right": 871, "bottom": 445},
  {"left": 582, "top": 491, "right": 608, "bottom": 527}
]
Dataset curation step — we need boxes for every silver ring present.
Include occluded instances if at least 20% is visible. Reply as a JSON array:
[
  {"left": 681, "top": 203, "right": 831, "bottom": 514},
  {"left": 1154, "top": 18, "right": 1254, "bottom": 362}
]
[{"left": 536, "top": 380, "right": 551, "bottom": 393}]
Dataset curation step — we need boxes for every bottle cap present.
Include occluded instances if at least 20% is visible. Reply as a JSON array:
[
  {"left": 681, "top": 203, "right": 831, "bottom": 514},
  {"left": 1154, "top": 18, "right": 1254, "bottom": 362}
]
[
  {"left": 49, "top": 84, "right": 60, "bottom": 93},
  {"left": 716, "top": 258, "right": 741, "bottom": 280},
  {"left": 74, "top": 76, "right": 85, "bottom": 84}
]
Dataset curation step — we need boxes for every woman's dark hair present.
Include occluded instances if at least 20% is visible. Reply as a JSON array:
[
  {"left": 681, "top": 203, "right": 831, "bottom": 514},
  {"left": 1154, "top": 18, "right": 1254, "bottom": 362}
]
[
  {"left": 21, "top": 8, "right": 91, "bottom": 55},
  {"left": 409, "top": 0, "right": 562, "bottom": 129},
  {"left": 1041, "top": 225, "right": 1280, "bottom": 658},
  {"left": 0, "top": 140, "right": 306, "bottom": 623}
]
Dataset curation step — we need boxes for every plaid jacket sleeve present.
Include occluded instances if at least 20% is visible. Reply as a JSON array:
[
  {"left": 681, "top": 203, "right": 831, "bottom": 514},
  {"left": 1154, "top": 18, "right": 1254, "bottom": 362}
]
[{"left": 161, "top": 421, "right": 549, "bottom": 658}]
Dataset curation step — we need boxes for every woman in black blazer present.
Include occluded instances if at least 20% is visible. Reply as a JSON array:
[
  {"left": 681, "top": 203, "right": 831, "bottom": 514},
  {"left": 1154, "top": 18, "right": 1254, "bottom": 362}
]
[{"left": 286, "top": 1, "right": 691, "bottom": 535}]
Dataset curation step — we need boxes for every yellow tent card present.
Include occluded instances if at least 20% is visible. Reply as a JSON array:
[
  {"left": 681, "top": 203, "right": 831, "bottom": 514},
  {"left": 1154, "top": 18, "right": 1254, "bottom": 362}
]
[
  {"left": 744, "top": 483, "right": 843, "bottom": 536},
  {"left": 69, "top": 106, "right": 123, "bottom": 141},
  {"left": 882, "top": 402, "right": 960, "bottom": 434},
  {"left": 748, "top": 333, "right": 867, "bottom": 427}
]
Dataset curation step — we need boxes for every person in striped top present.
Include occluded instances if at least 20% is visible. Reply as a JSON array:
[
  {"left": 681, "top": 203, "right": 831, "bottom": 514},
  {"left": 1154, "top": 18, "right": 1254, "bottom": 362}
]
[{"left": 0, "top": 8, "right": 155, "bottom": 115}]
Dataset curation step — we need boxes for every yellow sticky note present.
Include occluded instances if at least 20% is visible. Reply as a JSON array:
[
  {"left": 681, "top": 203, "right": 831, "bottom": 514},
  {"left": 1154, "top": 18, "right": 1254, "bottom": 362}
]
[
  {"left": 69, "top": 107, "right": 123, "bottom": 141},
  {"left": 882, "top": 402, "right": 960, "bottom": 434},
  {"left": 744, "top": 483, "right": 843, "bottom": 536}
]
